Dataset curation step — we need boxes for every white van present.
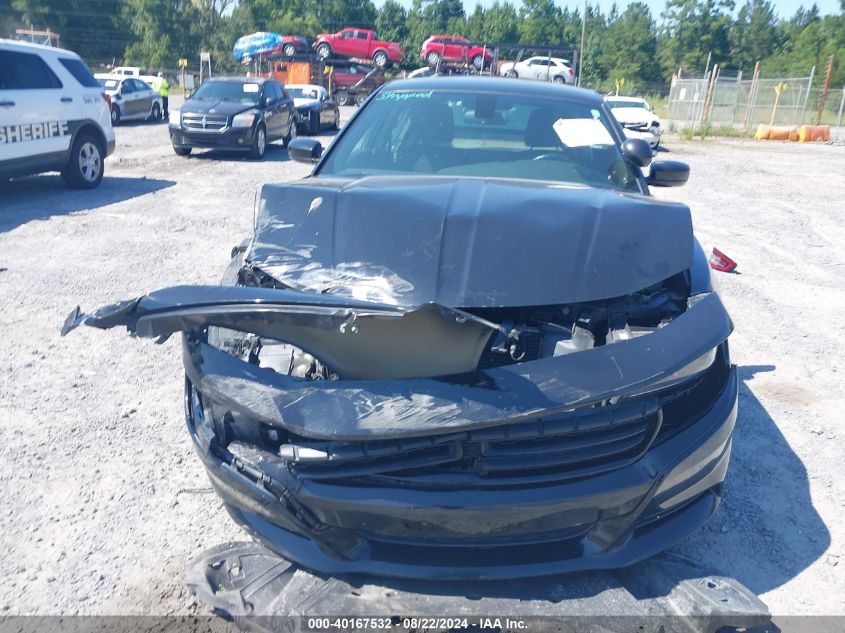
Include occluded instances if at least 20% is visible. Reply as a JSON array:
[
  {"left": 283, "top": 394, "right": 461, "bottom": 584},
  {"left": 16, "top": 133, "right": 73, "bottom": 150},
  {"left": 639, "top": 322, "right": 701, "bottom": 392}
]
[{"left": 0, "top": 39, "right": 116, "bottom": 188}]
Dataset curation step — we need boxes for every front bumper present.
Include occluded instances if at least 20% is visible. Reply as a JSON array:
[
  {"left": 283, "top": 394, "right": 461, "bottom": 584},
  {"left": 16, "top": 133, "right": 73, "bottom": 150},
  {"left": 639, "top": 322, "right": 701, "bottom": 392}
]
[
  {"left": 623, "top": 126, "right": 662, "bottom": 148},
  {"left": 169, "top": 124, "right": 256, "bottom": 150},
  {"left": 181, "top": 293, "right": 736, "bottom": 580}
]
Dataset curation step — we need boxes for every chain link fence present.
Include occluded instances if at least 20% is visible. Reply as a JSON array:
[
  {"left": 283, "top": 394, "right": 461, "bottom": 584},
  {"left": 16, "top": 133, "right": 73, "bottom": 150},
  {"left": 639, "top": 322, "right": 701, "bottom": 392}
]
[{"left": 665, "top": 69, "right": 840, "bottom": 131}]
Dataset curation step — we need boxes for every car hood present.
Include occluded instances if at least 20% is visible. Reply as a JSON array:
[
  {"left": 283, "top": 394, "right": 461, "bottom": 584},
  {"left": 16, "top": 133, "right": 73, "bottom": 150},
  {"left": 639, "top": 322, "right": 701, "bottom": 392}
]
[
  {"left": 247, "top": 175, "right": 694, "bottom": 308},
  {"left": 293, "top": 98, "right": 319, "bottom": 108},
  {"left": 611, "top": 107, "right": 659, "bottom": 124},
  {"left": 182, "top": 100, "right": 256, "bottom": 117}
]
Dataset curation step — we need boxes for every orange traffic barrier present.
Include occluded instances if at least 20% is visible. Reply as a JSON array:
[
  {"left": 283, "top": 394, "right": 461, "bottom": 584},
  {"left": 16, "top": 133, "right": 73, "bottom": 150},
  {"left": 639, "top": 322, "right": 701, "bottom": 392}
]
[
  {"left": 754, "top": 124, "right": 771, "bottom": 140},
  {"left": 768, "top": 125, "right": 798, "bottom": 140},
  {"left": 798, "top": 125, "right": 831, "bottom": 142}
]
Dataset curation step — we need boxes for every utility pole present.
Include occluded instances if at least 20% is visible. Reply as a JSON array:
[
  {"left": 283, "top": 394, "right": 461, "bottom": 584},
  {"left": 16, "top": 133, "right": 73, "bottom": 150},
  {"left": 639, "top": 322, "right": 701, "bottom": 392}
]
[{"left": 578, "top": 0, "right": 587, "bottom": 87}]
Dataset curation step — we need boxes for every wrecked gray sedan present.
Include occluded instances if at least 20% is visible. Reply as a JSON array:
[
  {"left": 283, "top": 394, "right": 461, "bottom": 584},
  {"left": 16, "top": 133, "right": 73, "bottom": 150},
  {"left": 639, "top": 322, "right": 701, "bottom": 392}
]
[{"left": 64, "top": 77, "right": 736, "bottom": 580}]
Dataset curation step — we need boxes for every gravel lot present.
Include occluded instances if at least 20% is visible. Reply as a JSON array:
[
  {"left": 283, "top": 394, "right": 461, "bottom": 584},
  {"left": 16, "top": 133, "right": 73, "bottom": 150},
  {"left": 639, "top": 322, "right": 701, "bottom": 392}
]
[{"left": 1, "top": 98, "right": 843, "bottom": 619}]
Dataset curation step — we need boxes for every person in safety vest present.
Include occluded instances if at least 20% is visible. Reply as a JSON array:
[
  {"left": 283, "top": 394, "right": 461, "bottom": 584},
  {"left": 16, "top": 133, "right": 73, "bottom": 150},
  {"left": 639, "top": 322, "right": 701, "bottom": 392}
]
[{"left": 158, "top": 71, "right": 170, "bottom": 118}]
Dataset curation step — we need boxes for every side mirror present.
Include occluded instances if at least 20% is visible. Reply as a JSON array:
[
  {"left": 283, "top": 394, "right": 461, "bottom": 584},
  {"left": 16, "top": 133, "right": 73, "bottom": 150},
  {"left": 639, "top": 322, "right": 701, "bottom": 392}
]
[
  {"left": 288, "top": 138, "right": 323, "bottom": 164},
  {"left": 262, "top": 96, "right": 275, "bottom": 107},
  {"left": 621, "top": 138, "right": 653, "bottom": 167},
  {"left": 647, "top": 160, "right": 690, "bottom": 187}
]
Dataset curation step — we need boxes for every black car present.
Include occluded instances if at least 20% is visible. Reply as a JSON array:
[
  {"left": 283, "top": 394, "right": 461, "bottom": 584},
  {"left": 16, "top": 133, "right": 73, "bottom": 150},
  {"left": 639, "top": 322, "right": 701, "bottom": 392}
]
[
  {"left": 169, "top": 77, "right": 296, "bottom": 159},
  {"left": 66, "top": 78, "right": 736, "bottom": 580},
  {"left": 286, "top": 83, "right": 340, "bottom": 135}
]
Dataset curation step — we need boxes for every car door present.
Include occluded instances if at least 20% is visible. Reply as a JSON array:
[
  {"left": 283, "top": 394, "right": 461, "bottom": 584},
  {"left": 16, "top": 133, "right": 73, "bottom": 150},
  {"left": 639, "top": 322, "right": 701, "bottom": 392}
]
[
  {"left": 335, "top": 29, "right": 357, "bottom": 56},
  {"left": 448, "top": 38, "right": 467, "bottom": 61},
  {"left": 353, "top": 31, "right": 370, "bottom": 58},
  {"left": 0, "top": 47, "right": 74, "bottom": 168},
  {"left": 131, "top": 79, "right": 153, "bottom": 117},
  {"left": 117, "top": 78, "right": 139, "bottom": 116}
]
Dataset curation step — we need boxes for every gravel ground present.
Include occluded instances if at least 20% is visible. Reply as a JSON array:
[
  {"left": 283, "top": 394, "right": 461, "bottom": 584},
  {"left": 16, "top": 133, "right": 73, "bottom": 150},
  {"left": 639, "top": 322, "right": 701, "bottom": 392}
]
[{"left": 1, "top": 100, "right": 843, "bottom": 618}]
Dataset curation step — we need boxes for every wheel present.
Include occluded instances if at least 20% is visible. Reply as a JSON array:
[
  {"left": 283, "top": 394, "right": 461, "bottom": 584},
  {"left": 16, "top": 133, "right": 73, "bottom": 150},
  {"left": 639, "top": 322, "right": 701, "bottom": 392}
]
[
  {"left": 282, "top": 120, "right": 297, "bottom": 148},
  {"left": 552, "top": 75, "right": 565, "bottom": 84},
  {"left": 283, "top": 43, "right": 296, "bottom": 57},
  {"left": 110, "top": 105, "right": 121, "bottom": 125},
  {"left": 426, "top": 51, "right": 440, "bottom": 66},
  {"left": 505, "top": 69, "right": 518, "bottom": 78},
  {"left": 62, "top": 132, "right": 104, "bottom": 189},
  {"left": 372, "top": 51, "right": 388, "bottom": 68},
  {"left": 355, "top": 92, "right": 367, "bottom": 105},
  {"left": 173, "top": 146, "right": 191, "bottom": 156},
  {"left": 471, "top": 54, "right": 483, "bottom": 69},
  {"left": 249, "top": 124, "right": 267, "bottom": 159},
  {"left": 335, "top": 91, "right": 350, "bottom": 106},
  {"left": 316, "top": 43, "right": 331, "bottom": 59},
  {"left": 148, "top": 102, "right": 161, "bottom": 121}
]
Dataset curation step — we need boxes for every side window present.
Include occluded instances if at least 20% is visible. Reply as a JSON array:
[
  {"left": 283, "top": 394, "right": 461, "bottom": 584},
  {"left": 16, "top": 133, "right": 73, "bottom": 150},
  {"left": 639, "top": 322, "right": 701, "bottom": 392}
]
[
  {"left": 341, "top": 30, "right": 354, "bottom": 39},
  {"left": 272, "top": 82, "right": 284, "bottom": 101},
  {"left": 0, "top": 50, "right": 63, "bottom": 89},
  {"left": 356, "top": 32, "right": 369, "bottom": 40},
  {"left": 58, "top": 58, "right": 100, "bottom": 88}
]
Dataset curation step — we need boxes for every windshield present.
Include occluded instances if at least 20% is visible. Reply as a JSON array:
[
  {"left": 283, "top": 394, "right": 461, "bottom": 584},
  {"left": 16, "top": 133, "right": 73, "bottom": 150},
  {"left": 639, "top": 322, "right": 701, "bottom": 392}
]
[
  {"left": 318, "top": 89, "right": 637, "bottom": 191},
  {"left": 98, "top": 78, "right": 119, "bottom": 89},
  {"left": 191, "top": 81, "right": 261, "bottom": 104},
  {"left": 606, "top": 99, "right": 649, "bottom": 110},
  {"left": 288, "top": 87, "right": 319, "bottom": 99}
]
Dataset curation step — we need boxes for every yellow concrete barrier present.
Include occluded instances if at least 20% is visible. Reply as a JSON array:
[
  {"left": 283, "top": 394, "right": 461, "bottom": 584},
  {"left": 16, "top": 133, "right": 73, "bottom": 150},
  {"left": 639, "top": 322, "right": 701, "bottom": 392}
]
[
  {"left": 798, "top": 125, "right": 831, "bottom": 142},
  {"left": 754, "top": 124, "right": 771, "bottom": 140}
]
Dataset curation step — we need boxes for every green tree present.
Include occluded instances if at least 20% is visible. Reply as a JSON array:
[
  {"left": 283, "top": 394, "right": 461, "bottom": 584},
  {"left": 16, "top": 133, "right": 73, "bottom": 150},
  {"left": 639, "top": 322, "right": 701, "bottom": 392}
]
[
  {"left": 376, "top": 0, "right": 409, "bottom": 45},
  {"left": 729, "top": 0, "right": 778, "bottom": 71},
  {"left": 598, "top": 2, "right": 659, "bottom": 83}
]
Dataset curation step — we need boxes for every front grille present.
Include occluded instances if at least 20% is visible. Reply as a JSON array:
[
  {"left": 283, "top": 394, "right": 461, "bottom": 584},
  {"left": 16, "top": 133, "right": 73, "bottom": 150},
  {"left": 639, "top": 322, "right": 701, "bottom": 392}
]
[
  {"left": 182, "top": 113, "right": 228, "bottom": 131},
  {"left": 280, "top": 397, "right": 662, "bottom": 487}
]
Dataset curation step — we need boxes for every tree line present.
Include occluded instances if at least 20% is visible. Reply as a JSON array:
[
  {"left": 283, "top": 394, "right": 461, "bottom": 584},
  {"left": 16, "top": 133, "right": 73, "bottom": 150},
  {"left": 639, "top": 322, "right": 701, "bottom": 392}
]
[{"left": 3, "top": 0, "right": 844, "bottom": 89}]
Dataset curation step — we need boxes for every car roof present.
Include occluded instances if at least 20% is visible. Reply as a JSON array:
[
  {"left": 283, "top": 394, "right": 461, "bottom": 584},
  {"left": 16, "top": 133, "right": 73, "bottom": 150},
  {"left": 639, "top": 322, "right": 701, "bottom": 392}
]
[
  {"left": 0, "top": 37, "right": 81, "bottom": 58},
  {"left": 203, "top": 76, "right": 269, "bottom": 84},
  {"left": 605, "top": 96, "right": 647, "bottom": 103},
  {"left": 429, "top": 34, "right": 468, "bottom": 39},
  {"left": 526, "top": 56, "right": 570, "bottom": 63},
  {"left": 286, "top": 83, "right": 322, "bottom": 90},
  {"left": 95, "top": 74, "right": 126, "bottom": 80},
  {"left": 384, "top": 76, "right": 602, "bottom": 106}
]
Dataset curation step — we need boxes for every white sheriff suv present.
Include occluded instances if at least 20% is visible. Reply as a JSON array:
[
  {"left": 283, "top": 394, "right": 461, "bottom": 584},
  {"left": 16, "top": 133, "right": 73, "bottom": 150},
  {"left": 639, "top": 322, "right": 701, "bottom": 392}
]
[{"left": 0, "top": 39, "right": 116, "bottom": 188}]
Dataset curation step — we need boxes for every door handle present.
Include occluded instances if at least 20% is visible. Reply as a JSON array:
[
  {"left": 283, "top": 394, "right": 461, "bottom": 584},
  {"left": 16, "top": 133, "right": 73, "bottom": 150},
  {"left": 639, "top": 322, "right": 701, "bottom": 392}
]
[
  {"left": 0, "top": 100, "right": 15, "bottom": 107},
  {"left": 61, "top": 97, "right": 73, "bottom": 103}
]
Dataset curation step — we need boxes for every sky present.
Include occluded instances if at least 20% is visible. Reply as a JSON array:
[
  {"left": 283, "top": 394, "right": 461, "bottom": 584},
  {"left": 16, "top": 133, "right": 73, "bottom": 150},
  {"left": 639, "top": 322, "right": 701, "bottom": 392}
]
[{"left": 373, "top": 0, "right": 843, "bottom": 19}]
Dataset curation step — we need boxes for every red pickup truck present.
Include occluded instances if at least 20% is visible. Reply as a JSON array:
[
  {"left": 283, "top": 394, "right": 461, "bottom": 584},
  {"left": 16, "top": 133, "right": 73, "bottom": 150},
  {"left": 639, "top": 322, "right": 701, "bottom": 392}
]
[{"left": 313, "top": 28, "right": 403, "bottom": 68}]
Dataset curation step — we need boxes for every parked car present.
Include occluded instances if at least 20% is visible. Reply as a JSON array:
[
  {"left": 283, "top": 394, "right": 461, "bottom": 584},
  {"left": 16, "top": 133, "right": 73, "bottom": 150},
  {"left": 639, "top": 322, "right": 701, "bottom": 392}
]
[
  {"left": 605, "top": 96, "right": 663, "bottom": 148},
  {"left": 313, "top": 28, "right": 402, "bottom": 68},
  {"left": 95, "top": 74, "right": 162, "bottom": 124},
  {"left": 287, "top": 83, "right": 339, "bottom": 135},
  {"left": 67, "top": 77, "right": 736, "bottom": 581},
  {"left": 328, "top": 60, "right": 385, "bottom": 106},
  {"left": 499, "top": 56, "right": 575, "bottom": 84},
  {"left": 420, "top": 35, "right": 493, "bottom": 68},
  {"left": 233, "top": 33, "right": 309, "bottom": 62},
  {"left": 0, "top": 38, "right": 115, "bottom": 188},
  {"left": 109, "top": 66, "right": 142, "bottom": 76},
  {"left": 168, "top": 77, "right": 296, "bottom": 159}
]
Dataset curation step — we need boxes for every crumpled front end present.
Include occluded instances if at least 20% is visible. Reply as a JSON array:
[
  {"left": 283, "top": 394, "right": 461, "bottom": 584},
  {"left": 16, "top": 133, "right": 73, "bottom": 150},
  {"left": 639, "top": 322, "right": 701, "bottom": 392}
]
[{"left": 63, "top": 176, "right": 737, "bottom": 579}]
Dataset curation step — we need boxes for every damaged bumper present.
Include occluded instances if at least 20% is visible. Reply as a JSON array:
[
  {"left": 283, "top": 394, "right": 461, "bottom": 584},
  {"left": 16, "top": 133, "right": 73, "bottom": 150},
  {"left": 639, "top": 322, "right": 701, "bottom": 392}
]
[{"left": 65, "top": 285, "right": 736, "bottom": 580}]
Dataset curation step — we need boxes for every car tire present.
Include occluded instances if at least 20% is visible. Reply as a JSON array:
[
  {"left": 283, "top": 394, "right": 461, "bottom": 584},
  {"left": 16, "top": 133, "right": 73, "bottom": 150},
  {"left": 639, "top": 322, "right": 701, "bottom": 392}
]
[
  {"left": 335, "top": 91, "right": 350, "bottom": 106},
  {"left": 250, "top": 124, "right": 267, "bottom": 159},
  {"left": 149, "top": 102, "right": 161, "bottom": 121},
  {"left": 316, "top": 43, "right": 331, "bottom": 59},
  {"left": 426, "top": 52, "right": 440, "bottom": 66},
  {"left": 173, "top": 146, "right": 191, "bottom": 156},
  {"left": 110, "top": 105, "right": 121, "bottom": 125},
  {"left": 62, "top": 132, "right": 104, "bottom": 189},
  {"left": 282, "top": 120, "right": 297, "bottom": 148},
  {"left": 552, "top": 76, "right": 565, "bottom": 84},
  {"left": 283, "top": 43, "right": 296, "bottom": 57},
  {"left": 373, "top": 51, "right": 388, "bottom": 68},
  {"left": 355, "top": 92, "right": 368, "bottom": 106},
  {"left": 506, "top": 69, "right": 518, "bottom": 78},
  {"left": 471, "top": 54, "right": 483, "bottom": 69}
]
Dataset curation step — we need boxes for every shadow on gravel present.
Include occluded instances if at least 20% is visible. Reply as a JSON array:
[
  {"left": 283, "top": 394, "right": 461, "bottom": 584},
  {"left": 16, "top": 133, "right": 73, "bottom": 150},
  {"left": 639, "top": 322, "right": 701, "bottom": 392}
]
[
  {"left": 0, "top": 175, "right": 175, "bottom": 232},
  {"left": 670, "top": 363, "right": 830, "bottom": 596},
  {"left": 184, "top": 145, "right": 294, "bottom": 163}
]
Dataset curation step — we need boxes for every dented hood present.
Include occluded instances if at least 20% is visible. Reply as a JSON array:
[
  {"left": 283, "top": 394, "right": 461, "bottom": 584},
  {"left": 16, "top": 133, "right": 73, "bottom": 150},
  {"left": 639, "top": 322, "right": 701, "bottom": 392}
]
[{"left": 249, "top": 176, "right": 694, "bottom": 308}]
